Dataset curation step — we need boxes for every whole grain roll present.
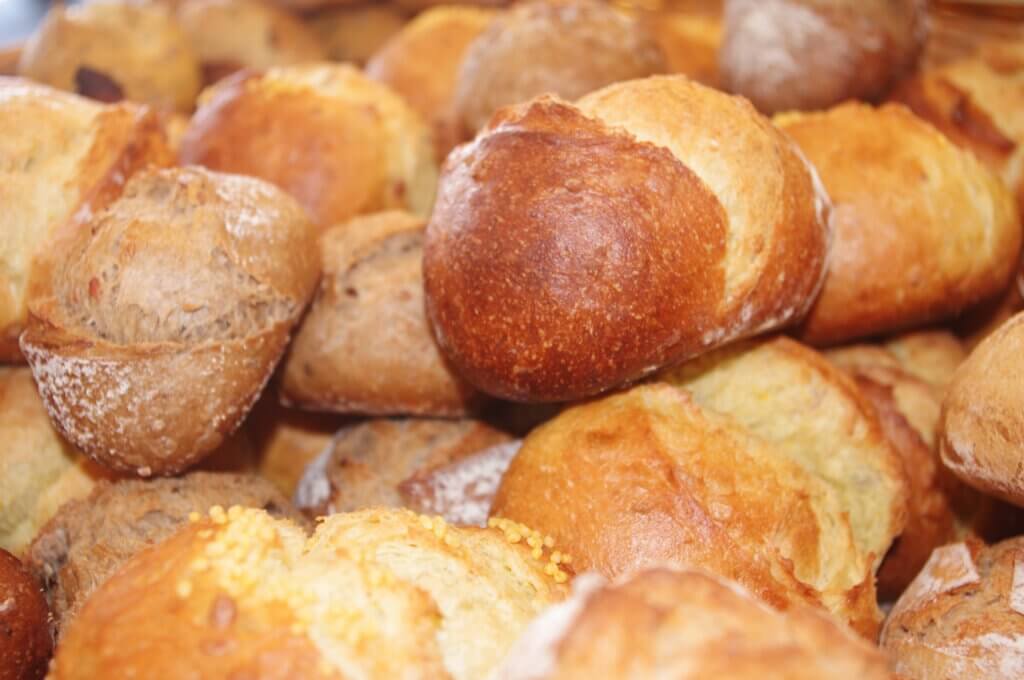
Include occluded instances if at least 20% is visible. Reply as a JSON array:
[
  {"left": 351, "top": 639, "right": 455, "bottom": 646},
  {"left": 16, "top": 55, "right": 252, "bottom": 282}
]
[
  {"left": 778, "top": 103, "right": 1022, "bottom": 346},
  {"left": 452, "top": 0, "right": 666, "bottom": 136},
  {"left": 425, "top": 76, "right": 831, "bottom": 402},
  {"left": 21, "top": 166, "right": 320, "bottom": 476},
  {"left": 309, "top": 4, "right": 407, "bottom": 66},
  {"left": 179, "top": 64, "right": 437, "bottom": 230},
  {"left": 0, "top": 549, "right": 51, "bottom": 680}
]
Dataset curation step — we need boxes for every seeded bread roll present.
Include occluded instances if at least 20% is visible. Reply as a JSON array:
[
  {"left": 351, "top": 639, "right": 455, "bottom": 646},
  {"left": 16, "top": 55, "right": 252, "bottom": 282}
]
[
  {"left": 0, "top": 549, "right": 51, "bottom": 680},
  {"left": 179, "top": 64, "right": 437, "bottom": 230},
  {"left": 309, "top": 4, "right": 407, "bottom": 66},
  {"left": 720, "top": 0, "right": 927, "bottom": 115},
  {"left": 50, "top": 507, "right": 568, "bottom": 680},
  {"left": 426, "top": 76, "right": 831, "bottom": 402},
  {"left": 452, "top": 0, "right": 666, "bottom": 136},
  {"left": 0, "top": 78, "right": 174, "bottom": 362},
  {"left": 778, "top": 103, "right": 1022, "bottom": 346},
  {"left": 17, "top": 0, "right": 201, "bottom": 112},
  {"left": 21, "top": 166, "right": 320, "bottom": 476}
]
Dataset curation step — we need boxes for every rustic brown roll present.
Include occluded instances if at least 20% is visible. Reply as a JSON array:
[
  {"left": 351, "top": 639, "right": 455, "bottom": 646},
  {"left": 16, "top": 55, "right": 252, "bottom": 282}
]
[
  {"left": 0, "top": 78, "right": 174, "bottom": 363},
  {"left": 0, "top": 549, "right": 52, "bottom": 680},
  {"left": 309, "top": 4, "right": 407, "bottom": 66},
  {"left": 495, "top": 568, "right": 895, "bottom": 680},
  {"left": 281, "top": 211, "right": 481, "bottom": 416},
  {"left": 881, "top": 538, "right": 1024, "bottom": 679},
  {"left": 778, "top": 103, "right": 1022, "bottom": 346},
  {"left": 452, "top": 0, "right": 667, "bottom": 136},
  {"left": 25, "top": 471, "right": 303, "bottom": 631},
  {"left": 17, "top": 0, "right": 201, "bottom": 112},
  {"left": 21, "top": 166, "right": 320, "bottom": 476},
  {"left": 425, "top": 76, "right": 831, "bottom": 402},
  {"left": 179, "top": 64, "right": 437, "bottom": 230},
  {"left": 720, "top": 0, "right": 927, "bottom": 115}
]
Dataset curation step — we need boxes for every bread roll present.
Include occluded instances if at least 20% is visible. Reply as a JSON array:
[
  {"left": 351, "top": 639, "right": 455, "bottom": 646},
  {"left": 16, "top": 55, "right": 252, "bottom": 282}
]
[
  {"left": 51, "top": 507, "right": 568, "bottom": 680},
  {"left": 720, "top": 0, "right": 927, "bottom": 115},
  {"left": 778, "top": 103, "right": 1021, "bottom": 345},
  {"left": 425, "top": 77, "right": 831, "bottom": 402},
  {"left": 21, "top": 166, "right": 320, "bottom": 476},
  {"left": 0, "top": 549, "right": 51, "bottom": 680},
  {"left": 0, "top": 78, "right": 174, "bottom": 362},
  {"left": 641, "top": 10, "right": 721, "bottom": 87},
  {"left": 495, "top": 568, "right": 894, "bottom": 680},
  {"left": 309, "top": 4, "right": 407, "bottom": 65},
  {"left": 881, "top": 538, "right": 1024, "bottom": 679},
  {"left": 179, "top": 64, "right": 437, "bottom": 230},
  {"left": 452, "top": 0, "right": 666, "bottom": 136},
  {"left": 18, "top": 0, "right": 201, "bottom": 112}
]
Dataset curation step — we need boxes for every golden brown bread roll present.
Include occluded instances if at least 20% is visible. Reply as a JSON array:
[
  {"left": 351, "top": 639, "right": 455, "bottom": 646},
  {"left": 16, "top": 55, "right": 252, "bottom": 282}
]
[
  {"left": 17, "top": 0, "right": 201, "bottom": 112},
  {"left": 0, "top": 549, "right": 51, "bottom": 680},
  {"left": 0, "top": 77, "right": 174, "bottom": 362},
  {"left": 308, "top": 4, "right": 407, "bottom": 65},
  {"left": 21, "top": 166, "right": 320, "bottom": 476},
  {"left": 720, "top": 0, "right": 927, "bottom": 115},
  {"left": 452, "top": 0, "right": 666, "bottom": 136},
  {"left": 180, "top": 64, "right": 437, "bottom": 230},
  {"left": 281, "top": 211, "right": 480, "bottom": 416},
  {"left": 778, "top": 103, "right": 1022, "bottom": 346},
  {"left": 495, "top": 568, "right": 895, "bottom": 680},
  {"left": 425, "top": 76, "right": 831, "bottom": 402},
  {"left": 50, "top": 507, "right": 567, "bottom": 680},
  {"left": 881, "top": 538, "right": 1024, "bottom": 679},
  {"left": 25, "top": 471, "right": 303, "bottom": 631}
]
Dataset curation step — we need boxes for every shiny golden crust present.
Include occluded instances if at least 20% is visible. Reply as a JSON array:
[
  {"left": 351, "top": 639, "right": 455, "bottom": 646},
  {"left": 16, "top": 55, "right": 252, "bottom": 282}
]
[
  {"left": 310, "top": 4, "right": 407, "bottom": 66},
  {"left": 179, "top": 64, "right": 437, "bottom": 230},
  {"left": 452, "top": 0, "right": 666, "bottom": 136},
  {"left": 17, "top": 0, "right": 201, "bottom": 112},
  {"left": 0, "top": 549, "right": 51, "bottom": 680},
  {"left": 21, "top": 166, "right": 319, "bottom": 475},
  {"left": 425, "top": 78, "right": 829, "bottom": 401},
  {"left": 0, "top": 78, "right": 174, "bottom": 362},
  {"left": 779, "top": 103, "right": 1022, "bottom": 345},
  {"left": 282, "top": 212, "right": 480, "bottom": 416},
  {"left": 495, "top": 569, "right": 894, "bottom": 680},
  {"left": 881, "top": 538, "right": 1024, "bottom": 678},
  {"left": 720, "top": 0, "right": 926, "bottom": 115}
]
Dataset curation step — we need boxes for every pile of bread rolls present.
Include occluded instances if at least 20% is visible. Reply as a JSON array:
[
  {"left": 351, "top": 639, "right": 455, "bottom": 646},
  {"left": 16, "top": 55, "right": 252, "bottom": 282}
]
[{"left": 2, "top": 0, "right": 1024, "bottom": 678}]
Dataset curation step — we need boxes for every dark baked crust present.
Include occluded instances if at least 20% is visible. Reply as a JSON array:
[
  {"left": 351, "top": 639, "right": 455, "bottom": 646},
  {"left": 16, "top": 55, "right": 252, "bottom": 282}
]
[{"left": 0, "top": 549, "right": 52, "bottom": 680}]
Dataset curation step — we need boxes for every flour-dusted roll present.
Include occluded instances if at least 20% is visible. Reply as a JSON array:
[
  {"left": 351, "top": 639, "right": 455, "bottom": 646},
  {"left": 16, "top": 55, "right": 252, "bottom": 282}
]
[
  {"left": 21, "top": 166, "right": 320, "bottom": 475},
  {"left": 0, "top": 549, "right": 51, "bottom": 680},
  {"left": 179, "top": 64, "right": 437, "bottom": 230},
  {"left": 425, "top": 76, "right": 831, "bottom": 402},
  {"left": 778, "top": 103, "right": 1021, "bottom": 346}
]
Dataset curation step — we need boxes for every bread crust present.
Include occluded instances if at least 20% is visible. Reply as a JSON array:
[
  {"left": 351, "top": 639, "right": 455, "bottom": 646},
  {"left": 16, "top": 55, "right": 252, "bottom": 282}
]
[
  {"left": 310, "top": 4, "right": 407, "bottom": 66},
  {"left": 0, "top": 549, "right": 51, "bottom": 680}
]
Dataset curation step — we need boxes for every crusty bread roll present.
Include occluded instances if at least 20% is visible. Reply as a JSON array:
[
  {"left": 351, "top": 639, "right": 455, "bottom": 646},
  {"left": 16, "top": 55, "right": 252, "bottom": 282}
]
[
  {"left": 25, "top": 471, "right": 303, "bottom": 631},
  {"left": 294, "top": 417, "right": 512, "bottom": 519},
  {"left": 17, "top": 0, "right": 201, "bottom": 112},
  {"left": 425, "top": 76, "right": 831, "bottom": 402},
  {"left": 495, "top": 568, "right": 894, "bottom": 680},
  {"left": 881, "top": 538, "right": 1024, "bottom": 679},
  {"left": 282, "top": 211, "right": 481, "bottom": 416},
  {"left": 452, "top": 0, "right": 666, "bottom": 136},
  {"left": 0, "top": 78, "right": 174, "bottom": 362},
  {"left": 179, "top": 64, "right": 437, "bottom": 230},
  {"left": 51, "top": 507, "right": 567, "bottom": 680},
  {"left": 366, "top": 5, "right": 496, "bottom": 160},
  {"left": 21, "top": 166, "right": 320, "bottom": 476},
  {"left": 0, "top": 549, "right": 51, "bottom": 680},
  {"left": 720, "top": 0, "right": 927, "bottom": 115},
  {"left": 641, "top": 10, "right": 721, "bottom": 87},
  {"left": 778, "top": 103, "right": 1022, "bottom": 346},
  {"left": 309, "top": 4, "right": 407, "bottom": 65}
]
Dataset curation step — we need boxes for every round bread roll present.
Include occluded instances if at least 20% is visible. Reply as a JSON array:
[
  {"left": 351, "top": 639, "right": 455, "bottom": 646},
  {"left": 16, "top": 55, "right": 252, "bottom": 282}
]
[
  {"left": 881, "top": 538, "right": 1024, "bottom": 679},
  {"left": 495, "top": 568, "right": 894, "bottom": 680},
  {"left": 0, "top": 549, "right": 51, "bottom": 680},
  {"left": 778, "top": 103, "right": 1022, "bottom": 346},
  {"left": 366, "top": 5, "right": 497, "bottom": 159},
  {"left": 294, "top": 417, "right": 512, "bottom": 519},
  {"left": 0, "top": 78, "right": 174, "bottom": 362},
  {"left": 176, "top": 0, "right": 326, "bottom": 86},
  {"left": 25, "top": 471, "right": 303, "bottom": 631},
  {"left": 425, "top": 76, "right": 831, "bottom": 402},
  {"left": 309, "top": 4, "right": 407, "bottom": 65},
  {"left": 281, "top": 211, "right": 481, "bottom": 416},
  {"left": 17, "top": 0, "right": 201, "bottom": 112},
  {"left": 21, "top": 166, "right": 320, "bottom": 476},
  {"left": 51, "top": 507, "right": 567, "bottom": 680},
  {"left": 179, "top": 64, "right": 437, "bottom": 230},
  {"left": 720, "top": 0, "right": 927, "bottom": 115},
  {"left": 452, "top": 0, "right": 666, "bottom": 136}
]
